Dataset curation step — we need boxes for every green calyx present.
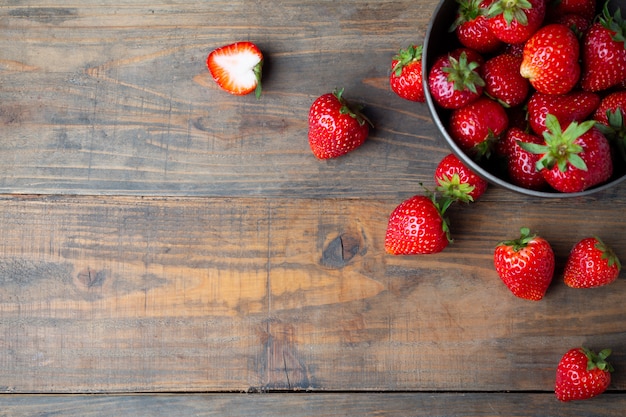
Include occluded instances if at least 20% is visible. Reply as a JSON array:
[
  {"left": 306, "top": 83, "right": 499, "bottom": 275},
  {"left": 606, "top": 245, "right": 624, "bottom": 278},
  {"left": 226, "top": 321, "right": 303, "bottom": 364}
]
[
  {"left": 392, "top": 45, "right": 423, "bottom": 77},
  {"left": 497, "top": 227, "right": 535, "bottom": 252},
  {"left": 582, "top": 347, "right": 615, "bottom": 373},
  {"left": 253, "top": 60, "right": 263, "bottom": 100},
  {"left": 487, "top": 0, "right": 532, "bottom": 26},
  {"left": 518, "top": 114, "right": 594, "bottom": 173},
  {"left": 436, "top": 173, "right": 476, "bottom": 203},
  {"left": 600, "top": 0, "right": 626, "bottom": 48},
  {"left": 449, "top": 0, "right": 486, "bottom": 32},
  {"left": 421, "top": 183, "right": 454, "bottom": 244},
  {"left": 594, "top": 236, "right": 622, "bottom": 271},
  {"left": 442, "top": 51, "right": 485, "bottom": 93},
  {"left": 334, "top": 88, "right": 374, "bottom": 128}
]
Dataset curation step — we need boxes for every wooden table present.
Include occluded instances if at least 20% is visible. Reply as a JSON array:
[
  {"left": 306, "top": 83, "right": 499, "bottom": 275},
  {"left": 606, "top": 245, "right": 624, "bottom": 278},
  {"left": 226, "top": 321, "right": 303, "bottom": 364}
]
[{"left": 1, "top": 0, "right": 625, "bottom": 415}]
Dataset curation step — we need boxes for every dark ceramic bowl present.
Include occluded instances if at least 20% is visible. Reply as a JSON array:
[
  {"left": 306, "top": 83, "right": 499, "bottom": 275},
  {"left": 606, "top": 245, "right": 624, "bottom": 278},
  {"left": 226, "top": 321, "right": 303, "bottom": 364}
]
[{"left": 422, "top": 0, "right": 626, "bottom": 197}]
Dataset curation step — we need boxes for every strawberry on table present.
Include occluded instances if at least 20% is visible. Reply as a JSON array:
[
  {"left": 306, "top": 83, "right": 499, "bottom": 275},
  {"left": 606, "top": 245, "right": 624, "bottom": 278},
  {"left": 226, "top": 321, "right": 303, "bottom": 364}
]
[
  {"left": 434, "top": 153, "right": 488, "bottom": 202},
  {"left": 493, "top": 227, "right": 555, "bottom": 300},
  {"left": 483, "top": 53, "right": 529, "bottom": 107},
  {"left": 487, "top": 0, "right": 547, "bottom": 44},
  {"left": 520, "top": 23, "right": 581, "bottom": 95},
  {"left": 390, "top": 45, "right": 425, "bottom": 102},
  {"left": 385, "top": 194, "right": 452, "bottom": 255},
  {"left": 206, "top": 41, "right": 264, "bottom": 98},
  {"left": 520, "top": 114, "right": 613, "bottom": 192},
  {"left": 428, "top": 48, "right": 485, "bottom": 110},
  {"left": 449, "top": 96, "right": 509, "bottom": 158},
  {"left": 308, "top": 88, "right": 372, "bottom": 160},
  {"left": 564, "top": 236, "right": 621, "bottom": 288},
  {"left": 580, "top": 2, "right": 626, "bottom": 92},
  {"left": 450, "top": 0, "right": 503, "bottom": 53},
  {"left": 526, "top": 91, "right": 600, "bottom": 136},
  {"left": 555, "top": 347, "right": 614, "bottom": 402}
]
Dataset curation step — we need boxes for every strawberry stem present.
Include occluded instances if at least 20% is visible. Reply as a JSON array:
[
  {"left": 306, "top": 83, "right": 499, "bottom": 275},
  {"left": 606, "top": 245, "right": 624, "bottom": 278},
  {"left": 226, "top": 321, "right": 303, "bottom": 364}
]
[
  {"left": 253, "top": 60, "right": 263, "bottom": 99},
  {"left": 581, "top": 347, "right": 615, "bottom": 373},
  {"left": 497, "top": 227, "right": 535, "bottom": 251},
  {"left": 442, "top": 51, "right": 485, "bottom": 93},
  {"left": 334, "top": 88, "right": 374, "bottom": 128}
]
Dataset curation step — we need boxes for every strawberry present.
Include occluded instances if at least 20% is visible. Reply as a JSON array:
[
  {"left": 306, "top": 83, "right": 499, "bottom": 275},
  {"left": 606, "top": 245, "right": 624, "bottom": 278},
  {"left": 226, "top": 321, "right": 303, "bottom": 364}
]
[
  {"left": 483, "top": 53, "right": 529, "bottom": 107},
  {"left": 547, "top": 0, "right": 596, "bottom": 21},
  {"left": 593, "top": 90, "right": 626, "bottom": 160},
  {"left": 385, "top": 194, "right": 452, "bottom": 255},
  {"left": 451, "top": 0, "right": 504, "bottom": 53},
  {"left": 428, "top": 48, "right": 485, "bottom": 110},
  {"left": 434, "top": 153, "right": 489, "bottom": 202},
  {"left": 487, "top": 0, "right": 547, "bottom": 44},
  {"left": 494, "top": 227, "right": 555, "bottom": 300},
  {"left": 390, "top": 45, "right": 425, "bottom": 102},
  {"left": 564, "top": 236, "right": 621, "bottom": 288},
  {"left": 555, "top": 347, "right": 614, "bottom": 402},
  {"left": 526, "top": 91, "right": 600, "bottom": 136},
  {"left": 308, "top": 88, "right": 372, "bottom": 160},
  {"left": 594, "top": 90, "right": 626, "bottom": 125},
  {"left": 505, "top": 128, "right": 549, "bottom": 190},
  {"left": 520, "top": 115, "right": 613, "bottom": 192},
  {"left": 520, "top": 23, "right": 581, "bottom": 95},
  {"left": 551, "top": 13, "right": 592, "bottom": 35},
  {"left": 449, "top": 97, "right": 509, "bottom": 157},
  {"left": 580, "top": 3, "right": 626, "bottom": 92},
  {"left": 206, "top": 41, "right": 263, "bottom": 98}
]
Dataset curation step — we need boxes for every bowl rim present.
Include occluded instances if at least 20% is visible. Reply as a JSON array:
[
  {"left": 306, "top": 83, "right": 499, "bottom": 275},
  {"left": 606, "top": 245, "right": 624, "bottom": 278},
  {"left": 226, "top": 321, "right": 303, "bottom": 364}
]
[{"left": 422, "top": 0, "right": 626, "bottom": 198}]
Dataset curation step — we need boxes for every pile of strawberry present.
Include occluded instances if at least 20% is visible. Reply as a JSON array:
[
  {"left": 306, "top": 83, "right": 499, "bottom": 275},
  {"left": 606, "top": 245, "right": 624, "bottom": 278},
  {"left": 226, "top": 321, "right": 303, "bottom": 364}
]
[
  {"left": 433, "top": 0, "right": 626, "bottom": 194},
  {"left": 203, "top": 0, "right": 624, "bottom": 402}
]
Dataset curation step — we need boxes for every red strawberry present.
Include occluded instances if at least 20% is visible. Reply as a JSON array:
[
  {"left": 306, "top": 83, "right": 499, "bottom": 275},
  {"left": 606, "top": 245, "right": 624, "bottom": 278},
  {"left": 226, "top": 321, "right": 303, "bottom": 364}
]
[
  {"left": 494, "top": 227, "right": 555, "bottom": 300},
  {"left": 390, "top": 45, "right": 425, "bottom": 102},
  {"left": 547, "top": 0, "right": 596, "bottom": 21},
  {"left": 520, "top": 23, "right": 581, "bottom": 95},
  {"left": 385, "top": 194, "right": 452, "bottom": 255},
  {"left": 564, "top": 236, "right": 621, "bottom": 288},
  {"left": 434, "top": 153, "right": 489, "bottom": 202},
  {"left": 520, "top": 115, "right": 613, "bottom": 192},
  {"left": 555, "top": 347, "right": 614, "bottom": 402},
  {"left": 551, "top": 13, "right": 592, "bottom": 35},
  {"left": 451, "top": 0, "right": 503, "bottom": 53},
  {"left": 428, "top": 48, "right": 485, "bottom": 110},
  {"left": 580, "top": 4, "right": 626, "bottom": 92},
  {"left": 526, "top": 91, "right": 600, "bottom": 136},
  {"left": 505, "top": 128, "right": 549, "bottom": 190},
  {"left": 483, "top": 53, "right": 529, "bottom": 107},
  {"left": 487, "top": 0, "right": 547, "bottom": 44},
  {"left": 593, "top": 90, "right": 626, "bottom": 160},
  {"left": 206, "top": 41, "right": 263, "bottom": 98},
  {"left": 594, "top": 90, "right": 626, "bottom": 125},
  {"left": 449, "top": 97, "right": 509, "bottom": 157},
  {"left": 308, "top": 89, "right": 372, "bottom": 159}
]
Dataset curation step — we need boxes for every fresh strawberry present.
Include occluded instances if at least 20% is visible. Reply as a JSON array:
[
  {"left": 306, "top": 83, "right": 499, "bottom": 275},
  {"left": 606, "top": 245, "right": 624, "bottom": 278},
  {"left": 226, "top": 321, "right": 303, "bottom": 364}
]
[
  {"left": 520, "top": 115, "right": 613, "bottom": 192},
  {"left": 451, "top": 0, "right": 503, "bottom": 53},
  {"left": 551, "top": 13, "right": 592, "bottom": 35},
  {"left": 555, "top": 347, "right": 614, "bottom": 402},
  {"left": 428, "top": 48, "right": 485, "bottom": 109},
  {"left": 520, "top": 23, "right": 581, "bottom": 95},
  {"left": 385, "top": 194, "right": 452, "bottom": 255},
  {"left": 580, "top": 3, "right": 626, "bottom": 92},
  {"left": 483, "top": 53, "right": 529, "bottom": 107},
  {"left": 434, "top": 153, "right": 489, "bottom": 202},
  {"left": 594, "top": 90, "right": 626, "bottom": 160},
  {"left": 494, "top": 227, "right": 555, "bottom": 300},
  {"left": 390, "top": 45, "right": 425, "bottom": 102},
  {"left": 487, "top": 0, "right": 547, "bottom": 44},
  {"left": 307, "top": 89, "right": 372, "bottom": 159},
  {"left": 594, "top": 90, "right": 626, "bottom": 125},
  {"left": 505, "top": 128, "right": 549, "bottom": 190},
  {"left": 547, "top": 0, "right": 596, "bottom": 21},
  {"left": 449, "top": 97, "right": 509, "bottom": 157},
  {"left": 206, "top": 41, "right": 263, "bottom": 98},
  {"left": 526, "top": 91, "right": 600, "bottom": 136},
  {"left": 564, "top": 236, "right": 621, "bottom": 288}
]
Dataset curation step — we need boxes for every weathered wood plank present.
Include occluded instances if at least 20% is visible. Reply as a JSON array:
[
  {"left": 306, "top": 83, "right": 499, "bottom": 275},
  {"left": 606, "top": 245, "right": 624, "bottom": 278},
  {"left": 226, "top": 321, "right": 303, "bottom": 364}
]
[
  {"left": 0, "top": 0, "right": 442, "bottom": 197},
  {"left": 2, "top": 393, "right": 626, "bottom": 417},
  {"left": 0, "top": 193, "right": 625, "bottom": 393}
]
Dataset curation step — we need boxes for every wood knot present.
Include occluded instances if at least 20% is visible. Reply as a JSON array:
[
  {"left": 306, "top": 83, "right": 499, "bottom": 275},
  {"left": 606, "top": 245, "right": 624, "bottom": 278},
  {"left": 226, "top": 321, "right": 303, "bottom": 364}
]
[
  {"left": 76, "top": 267, "right": 107, "bottom": 288},
  {"left": 320, "top": 230, "right": 364, "bottom": 268}
]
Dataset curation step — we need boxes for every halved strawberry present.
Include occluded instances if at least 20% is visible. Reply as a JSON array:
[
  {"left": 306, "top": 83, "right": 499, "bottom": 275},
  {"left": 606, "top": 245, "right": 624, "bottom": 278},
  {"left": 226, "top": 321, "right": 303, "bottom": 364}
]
[{"left": 207, "top": 41, "right": 264, "bottom": 98}]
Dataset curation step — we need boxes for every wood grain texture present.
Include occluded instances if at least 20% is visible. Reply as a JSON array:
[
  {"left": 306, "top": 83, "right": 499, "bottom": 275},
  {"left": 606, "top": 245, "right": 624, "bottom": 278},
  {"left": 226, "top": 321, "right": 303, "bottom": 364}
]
[
  {"left": 1, "top": 393, "right": 626, "bottom": 417},
  {"left": 0, "top": 193, "right": 625, "bottom": 393},
  {"left": 0, "top": 0, "right": 440, "bottom": 197}
]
